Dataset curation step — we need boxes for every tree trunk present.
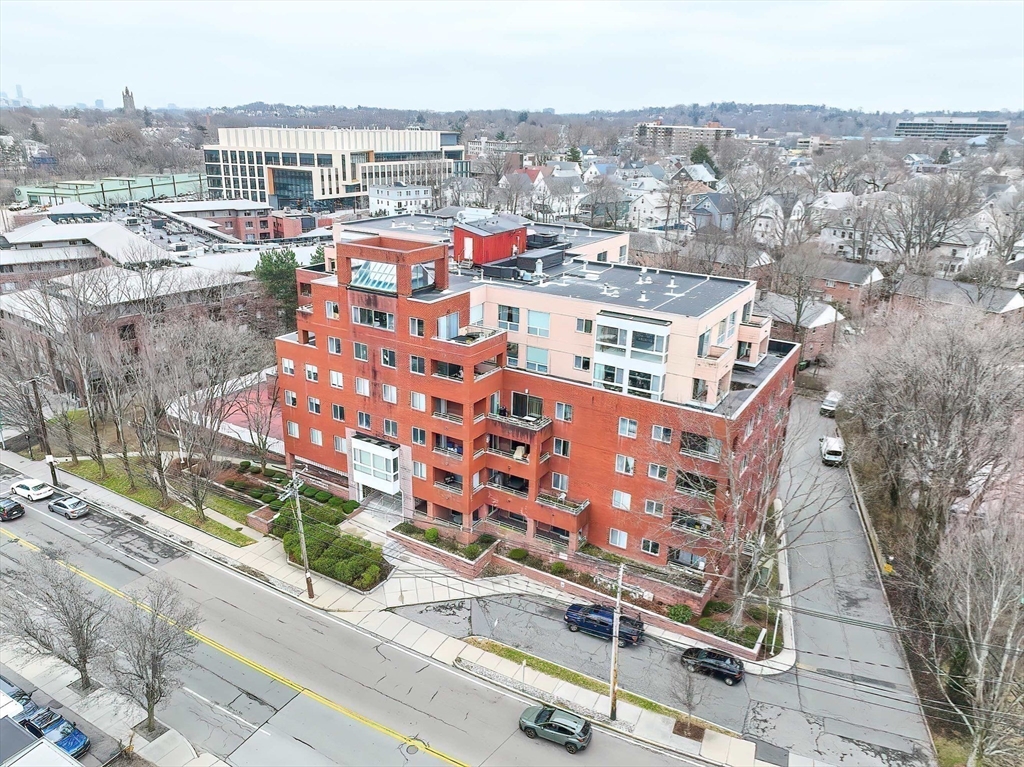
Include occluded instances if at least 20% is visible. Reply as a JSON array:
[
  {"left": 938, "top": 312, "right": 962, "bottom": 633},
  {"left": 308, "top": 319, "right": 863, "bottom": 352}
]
[
  {"left": 88, "top": 411, "right": 105, "bottom": 479},
  {"left": 146, "top": 699, "right": 156, "bottom": 732},
  {"left": 62, "top": 418, "right": 80, "bottom": 466},
  {"left": 114, "top": 420, "right": 137, "bottom": 492},
  {"left": 153, "top": 446, "right": 169, "bottom": 506},
  {"left": 78, "top": 664, "right": 91, "bottom": 691}
]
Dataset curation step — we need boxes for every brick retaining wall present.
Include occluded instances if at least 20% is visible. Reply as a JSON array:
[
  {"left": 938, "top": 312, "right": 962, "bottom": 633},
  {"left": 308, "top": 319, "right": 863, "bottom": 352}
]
[{"left": 387, "top": 529, "right": 497, "bottom": 578}]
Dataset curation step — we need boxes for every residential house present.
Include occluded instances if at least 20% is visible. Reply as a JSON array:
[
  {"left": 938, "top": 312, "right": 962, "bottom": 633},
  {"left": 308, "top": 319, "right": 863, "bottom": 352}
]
[
  {"left": 754, "top": 290, "right": 846, "bottom": 363},
  {"left": 689, "top": 193, "right": 735, "bottom": 232},
  {"left": 805, "top": 258, "right": 885, "bottom": 316},
  {"left": 533, "top": 175, "right": 588, "bottom": 221},
  {"left": 582, "top": 163, "right": 620, "bottom": 183},
  {"left": 891, "top": 275, "right": 1024, "bottom": 319}
]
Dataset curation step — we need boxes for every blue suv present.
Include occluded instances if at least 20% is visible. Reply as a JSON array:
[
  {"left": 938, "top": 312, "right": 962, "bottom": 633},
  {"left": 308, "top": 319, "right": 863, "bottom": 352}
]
[
  {"left": 22, "top": 708, "right": 90, "bottom": 759},
  {"left": 564, "top": 603, "right": 644, "bottom": 646}
]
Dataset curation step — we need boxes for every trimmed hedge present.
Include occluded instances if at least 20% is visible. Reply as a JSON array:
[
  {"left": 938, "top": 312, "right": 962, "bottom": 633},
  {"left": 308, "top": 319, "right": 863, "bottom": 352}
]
[
  {"left": 247, "top": 487, "right": 264, "bottom": 499},
  {"left": 282, "top": 530, "right": 387, "bottom": 590},
  {"left": 424, "top": 528, "right": 440, "bottom": 544},
  {"left": 269, "top": 500, "right": 284, "bottom": 511},
  {"left": 476, "top": 534, "right": 497, "bottom": 547},
  {"left": 302, "top": 486, "right": 318, "bottom": 498},
  {"left": 249, "top": 466, "right": 263, "bottom": 475},
  {"left": 464, "top": 544, "right": 482, "bottom": 560},
  {"left": 341, "top": 499, "right": 359, "bottom": 513},
  {"left": 260, "top": 493, "right": 277, "bottom": 503},
  {"left": 702, "top": 600, "right": 733, "bottom": 617},
  {"left": 507, "top": 548, "right": 528, "bottom": 562},
  {"left": 314, "top": 490, "right": 333, "bottom": 503},
  {"left": 550, "top": 561, "right": 568, "bottom": 576},
  {"left": 239, "top": 460, "right": 251, "bottom": 471},
  {"left": 696, "top": 617, "right": 762, "bottom": 649},
  {"left": 668, "top": 604, "right": 693, "bottom": 624},
  {"left": 394, "top": 522, "right": 418, "bottom": 536}
]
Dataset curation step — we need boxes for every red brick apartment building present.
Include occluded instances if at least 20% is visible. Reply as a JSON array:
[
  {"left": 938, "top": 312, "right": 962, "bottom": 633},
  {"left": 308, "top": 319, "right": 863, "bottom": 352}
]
[{"left": 275, "top": 235, "right": 798, "bottom": 602}]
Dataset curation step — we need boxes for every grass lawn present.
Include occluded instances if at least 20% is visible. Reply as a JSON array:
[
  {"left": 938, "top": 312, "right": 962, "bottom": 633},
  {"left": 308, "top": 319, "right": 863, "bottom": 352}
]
[
  {"left": 464, "top": 637, "right": 731, "bottom": 736},
  {"left": 204, "top": 493, "right": 259, "bottom": 525},
  {"left": 64, "top": 460, "right": 254, "bottom": 547}
]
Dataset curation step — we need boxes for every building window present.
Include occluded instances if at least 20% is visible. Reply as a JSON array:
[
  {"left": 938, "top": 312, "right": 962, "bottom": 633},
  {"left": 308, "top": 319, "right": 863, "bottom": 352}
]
[
  {"left": 287, "top": 421, "right": 299, "bottom": 438},
  {"left": 358, "top": 411, "right": 371, "bottom": 429},
  {"left": 692, "top": 378, "right": 708, "bottom": 401},
  {"left": 645, "top": 500, "right": 664, "bottom": 517},
  {"left": 281, "top": 358, "right": 294, "bottom": 375},
  {"left": 310, "top": 428, "right": 323, "bottom": 446},
  {"left": 437, "top": 312, "right": 460, "bottom": 341},
  {"left": 649, "top": 463, "right": 668, "bottom": 480},
  {"left": 412, "top": 427, "right": 426, "bottom": 445},
  {"left": 409, "top": 317, "right": 425, "bottom": 337},
  {"left": 353, "top": 342, "right": 369, "bottom": 361},
  {"left": 328, "top": 336, "right": 342, "bottom": 355},
  {"left": 356, "top": 378, "right": 370, "bottom": 396},
  {"left": 618, "top": 417, "right": 637, "bottom": 438},
  {"left": 553, "top": 438, "right": 570, "bottom": 457},
  {"left": 641, "top": 539, "right": 660, "bottom": 556},
  {"left": 552, "top": 472, "right": 568, "bottom": 492},
  {"left": 384, "top": 419, "right": 398, "bottom": 437},
  {"left": 381, "top": 348, "right": 396, "bottom": 368},
  {"left": 619, "top": 244, "right": 627, "bottom": 259},
  {"left": 332, "top": 404, "right": 345, "bottom": 421},
  {"left": 576, "top": 318, "right": 593, "bottom": 333},
  {"left": 325, "top": 301, "right": 340, "bottom": 319},
  {"left": 527, "top": 310, "right": 550, "bottom": 337},
  {"left": 616, "top": 455, "right": 635, "bottom": 475},
  {"left": 597, "top": 251, "right": 608, "bottom": 263},
  {"left": 329, "top": 370, "right": 343, "bottom": 389},
  {"left": 609, "top": 528, "right": 628, "bottom": 548},
  {"left": 497, "top": 305, "right": 519, "bottom": 331},
  {"left": 410, "top": 391, "right": 426, "bottom": 411},
  {"left": 612, "top": 490, "right": 631, "bottom": 510},
  {"left": 679, "top": 432, "right": 722, "bottom": 461},
  {"left": 382, "top": 384, "right": 398, "bottom": 404},
  {"left": 307, "top": 397, "right": 321, "bottom": 414},
  {"left": 728, "top": 311, "right": 737, "bottom": 338},
  {"left": 410, "top": 355, "right": 425, "bottom": 374},
  {"left": 573, "top": 355, "right": 591, "bottom": 371},
  {"left": 284, "top": 390, "right": 297, "bottom": 407},
  {"left": 526, "top": 346, "right": 549, "bottom": 373},
  {"left": 556, "top": 403, "right": 573, "bottom": 422},
  {"left": 676, "top": 471, "right": 717, "bottom": 499},
  {"left": 506, "top": 343, "right": 519, "bottom": 367},
  {"left": 413, "top": 461, "right": 427, "bottom": 479},
  {"left": 334, "top": 435, "right": 346, "bottom": 453},
  {"left": 652, "top": 425, "right": 672, "bottom": 443},
  {"left": 825, "top": 279, "right": 836, "bottom": 288},
  {"left": 305, "top": 364, "right": 318, "bottom": 382},
  {"left": 351, "top": 307, "right": 395, "bottom": 330}
]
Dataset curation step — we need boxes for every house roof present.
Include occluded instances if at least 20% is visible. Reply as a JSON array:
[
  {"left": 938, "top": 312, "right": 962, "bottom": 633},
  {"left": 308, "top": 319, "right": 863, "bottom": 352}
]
[
  {"left": 810, "top": 258, "right": 883, "bottom": 285},
  {"left": 691, "top": 193, "right": 735, "bottom": 215},
  {"left": 894, "top": 275, "right": 1024, "bottom": 313},
  {"left": 0, "top": 219, "right": 166, "bottom": 263},
  {"left": 146, "top": 200, "right": 271, "bottom": 214},
  {"left": 755, "top": 291, "right": 843, "bottom": 329},
  {"left": 544, "top": 176, "right": 587, "bottom": 196},
  {"left": 46, "top": 201, "right": 99, "bottom": 216},
  {"left": 455, "top": 214, "right": 529, "bottom": 236}
]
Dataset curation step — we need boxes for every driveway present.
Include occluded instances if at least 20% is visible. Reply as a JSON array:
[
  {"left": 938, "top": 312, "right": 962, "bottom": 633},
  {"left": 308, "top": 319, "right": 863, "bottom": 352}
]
[{"left": 395, "top": 396, "right": 933, "bottom": 767}]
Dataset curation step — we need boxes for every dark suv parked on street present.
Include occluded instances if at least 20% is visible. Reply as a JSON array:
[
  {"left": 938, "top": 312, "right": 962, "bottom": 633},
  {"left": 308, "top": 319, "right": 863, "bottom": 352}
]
[
  {"left": 681, "top": 647, "right": 745, "bottom": 685},
  {"left": 564, "top": 604, "right": 644, "bottom": 646},
  {"left": 0, "top": 497, "right": 26, "bottom": 521}
]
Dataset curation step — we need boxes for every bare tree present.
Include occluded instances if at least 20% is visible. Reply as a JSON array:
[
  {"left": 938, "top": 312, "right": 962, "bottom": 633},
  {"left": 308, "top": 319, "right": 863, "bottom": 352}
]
[
  {"left": 235, "top": 371, "right": 281, "bottom": 472},
  {"left": 3, "top": 547, "right": 113, "bottom": 691},
  {"left": 909, "top": 447, "right": 1024, "bottom": 767},
  {"left": 476, "top": 151, "right": 516, "bottom": 190},
  {"left": 981, "top": 187, "right": 1024, "bottom": 264},
  {"left": 770, "top": 242, "right": 828, "bottom": 340},
  {"left": 106, "top": 578, "right": 200, "bottom": 733}
]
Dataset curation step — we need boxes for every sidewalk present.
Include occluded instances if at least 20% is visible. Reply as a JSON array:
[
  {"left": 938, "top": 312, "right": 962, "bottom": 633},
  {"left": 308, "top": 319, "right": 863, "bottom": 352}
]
[
  {"left": 3, "top": 449, "right": 813, "bottom": 766},
  {"left": 1, "top": 643, "right": 227, "bottom": 767}
]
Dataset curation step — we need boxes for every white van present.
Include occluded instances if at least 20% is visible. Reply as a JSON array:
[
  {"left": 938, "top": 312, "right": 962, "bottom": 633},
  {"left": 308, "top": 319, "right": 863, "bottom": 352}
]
[
  {"left": 820, "top": 436, "right": 846, "bottom": 466},
  {"left": 819, "top": 391, "right": 842, "bottom": 417}
]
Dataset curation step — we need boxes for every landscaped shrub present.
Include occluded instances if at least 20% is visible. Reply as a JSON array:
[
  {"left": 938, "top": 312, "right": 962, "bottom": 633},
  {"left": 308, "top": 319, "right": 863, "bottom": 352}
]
[
  {"left": 314, "top": 490, "right": 332, "bottom": 503},
  {"left": 746, "top": 605, "right": 774, "bottom": 623},
  {"left": 260, "top": 493, "right": 277, "bottom": 503},
  {"left": 394, "top": 522, "right": 418, "bottom": 536},
  {"left": 424, "top": 528, "right": 440, "bottom": 544},
  {"left": 464, "top": 544, "right": 482, "bottom": 560},
  {"left": 268, "top": 500, "right": 284, "bottom": 511},
  {"left": 334, "top": 554, "right": 376, "bottom": 584},
  {"left": 327, "top": 496, "right": 346, "bottom": 508},
  {"left": 549, "top": 561, "right": 568, "bottom": 576},
  {"left": 507, "top": 548, "right": 528, "bottom": 561},
  {"left": 668, "top": 605, "right": 694, "bottom": 624},
  {"left": 341, "top": 500, "right": 360, "bottom": 513},
  {"left": 476, "top": 534, "right": 497, "bottom": 547},
  {"left": 742, "top": 625, "right": 763, "bottom": 646},
  {"left": 302, "top": 486, "right": 318, "bottom": 498},
  {"left": 248, "top": 487, "right": 264, "bottom": 499},
  {"left": 249, "top": 466, "right": 263, "bottom": 475},
  {"left": 697, "top": 617, "right": 717, "bottom": 632},
  {"left": 355, "top": 564, "right": 381, "bottom": 590},
  {"left": 239, "top": 460, "right": 251, "bottom": 471},
  {"left": 702, "top": 600, "right": 732, "bottom": 617}
]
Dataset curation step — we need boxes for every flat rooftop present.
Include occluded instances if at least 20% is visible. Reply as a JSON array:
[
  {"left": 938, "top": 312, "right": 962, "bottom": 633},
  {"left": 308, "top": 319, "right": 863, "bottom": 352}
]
[{"left": 417, "top": 257, "right": 752, "bottom": 320}]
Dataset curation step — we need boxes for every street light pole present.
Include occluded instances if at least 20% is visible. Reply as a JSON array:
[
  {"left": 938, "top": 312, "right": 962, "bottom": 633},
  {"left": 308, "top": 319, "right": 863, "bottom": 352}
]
[
  {"left": 609, "top": 562, "right": 624, "bottom": 721},
  {"left": 289, "top": 468, "right": 315, "bottom": 599}
]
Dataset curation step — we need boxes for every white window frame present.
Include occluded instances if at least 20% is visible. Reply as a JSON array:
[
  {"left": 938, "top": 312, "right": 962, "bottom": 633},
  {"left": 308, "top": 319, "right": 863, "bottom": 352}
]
[
  {"left": 355, "top": 377, "right": 370, "bottom": 396},
  {"left": 410, "top": 391, "right": 426, "bottom": 411},
  {"left": 284, "top": 390, "right": 297, "bottom": 407},
  {"left": 307, "top": 396, "right": 321, "bottom": 414},
  {"left": 412, "top": 461, "right": 427, "bottom": 479},
  {"left": 353, "top": 342, "right": 368, "bottom": 361},
  {"left": 305, "top": 363, "right": 318, "bottom": 382},
  {"left": 332, "top": 403, "right": 344, "bottom": 421},
  {"left": 334, "top": 435, "right": 346, "bottom": 453},
  {"left": 329, "top": 370, "right": 343, "bottom": 389},
  {"left": 553, "top": 438, "right": 570, "bottom": 457},
  {"left": 281, "top": 358, "right": 295, "bottom": 375},
  {"left": 527, "top": 310, "right": 550, "bottom": 337},
  {"left": 652, "top": 425, "right": 672, "bottom": 443},
  {"left": 382, "top": 384, "right": 398, "bottom": 404},
  {"left": 609, "top": 528, "right": 628, "bottom": 549},
  {"left": 649, "top": 463, "right": 668, "bottom": 480},
  {"left": 551, "top": 472, "right": 568, "bottom": 492},
  {"left": 328, "top": 336, "right": 342, "bottom": 355},
  {"left": 384, "top": 418, "right": 398, "bottom": 437},
  {"left": 612, "top": 490, "right": 631, "bottom": 510},
  {"left": 357, "top": 411, "right": 371, "bottom": 429},
  {"left": 618, "top": 417, "right": 637, "bottom": 438},
  {"left": 325, "top": 301, "right": 340, "bottom": 319},
  {"left": 409, "top": 317, "right": 425, "bottom": 337},
  {"left": 412, "top": 426, "right": 426, "bottom": 445},
  {"left": 381, "top": 348, "right": 396, "bottom": 368},
  {"left": 410, "top": 355, "right": 425, "bottom": 375},
  {"left": 641, "top": 538, "right": 660, "bottom": 556},
  {"left": 645, "top": 500, "right": 664, "bottom": 517},
  {"left": 286, "top": 420, "right": 299, "bottom": 438},
  {"left": 556, "top": 402, "right": 573, "bottom": 422},
  {"left": 309, "top": 428, "right": 322, "bottom": 446},
  {"left": 616, "top": 455, "right": 635, "bottom": 475}
]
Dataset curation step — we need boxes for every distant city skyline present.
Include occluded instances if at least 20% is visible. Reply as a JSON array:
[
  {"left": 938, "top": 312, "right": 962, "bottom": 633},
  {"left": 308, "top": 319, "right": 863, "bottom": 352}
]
[{"left": 1, "top": 0, "right": 1021, "bottom": 114}]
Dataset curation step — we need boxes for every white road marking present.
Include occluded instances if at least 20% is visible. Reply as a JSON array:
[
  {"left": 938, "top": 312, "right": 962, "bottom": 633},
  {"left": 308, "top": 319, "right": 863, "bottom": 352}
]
[
  {"left": 21, "top": 504, "right": 158, "bottom": 572},
  {"left": 182, "top": 686, "right": 257, "bottom": 730}
]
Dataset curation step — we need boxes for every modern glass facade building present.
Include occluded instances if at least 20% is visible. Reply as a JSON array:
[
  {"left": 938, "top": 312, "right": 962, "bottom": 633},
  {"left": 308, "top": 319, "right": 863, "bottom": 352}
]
[{"left": 203, "top": 127, "right": 465, "bottom": 212}]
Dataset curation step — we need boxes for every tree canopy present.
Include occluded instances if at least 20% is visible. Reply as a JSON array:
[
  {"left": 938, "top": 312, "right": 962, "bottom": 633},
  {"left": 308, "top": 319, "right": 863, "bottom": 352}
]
[
  {"left": 690, "top": 143, "right": 719, "bottom": 176},
  {"left": 253, "top": 248, "right": 299, "bottom": 326},
  {"left": 565, "top": 146, "right": 582, "bottom": 163}
]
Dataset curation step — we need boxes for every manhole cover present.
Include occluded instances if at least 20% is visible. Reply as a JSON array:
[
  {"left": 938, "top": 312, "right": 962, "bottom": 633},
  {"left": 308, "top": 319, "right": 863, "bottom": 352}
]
[{"left": 406, "top": 745, "right": 419, "bottom": 755}]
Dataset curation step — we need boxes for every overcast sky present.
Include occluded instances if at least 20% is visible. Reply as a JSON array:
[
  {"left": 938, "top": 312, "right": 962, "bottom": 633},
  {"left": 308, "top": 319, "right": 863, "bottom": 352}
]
[{"left": 2, "top": 0, "right": 1021, "bottom": 113}]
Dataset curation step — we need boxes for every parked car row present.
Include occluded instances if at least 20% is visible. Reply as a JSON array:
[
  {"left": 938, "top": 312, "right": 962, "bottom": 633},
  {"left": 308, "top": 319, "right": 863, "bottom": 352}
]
[
  {"left": 2, "top": 479, "right": 90, "bottom": 520},
  {"left": 0, "top": 673, "right": 90, "bottom": 759}
]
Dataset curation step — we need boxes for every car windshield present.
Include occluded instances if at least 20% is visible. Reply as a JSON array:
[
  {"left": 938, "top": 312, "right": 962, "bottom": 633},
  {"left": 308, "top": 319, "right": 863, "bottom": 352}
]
[
  {"left": 27, "top": 483, "right": 45, "bottom": 492},
  {"left": 536, "top": 708, "right": 554, "bottom": 724},
  {"left": 66, "top": 499, "right": 86, "bottom": 508}
]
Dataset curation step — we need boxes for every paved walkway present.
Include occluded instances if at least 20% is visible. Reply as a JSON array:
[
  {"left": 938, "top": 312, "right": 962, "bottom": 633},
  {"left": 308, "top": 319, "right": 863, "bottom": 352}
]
[{"left": 3, "top": 448, "right": 816, "bottom": 766}]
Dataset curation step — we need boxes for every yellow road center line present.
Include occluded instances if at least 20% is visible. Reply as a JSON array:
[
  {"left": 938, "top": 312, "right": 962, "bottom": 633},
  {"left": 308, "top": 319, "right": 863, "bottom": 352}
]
[{"left": 1, "top": 528, "right": 467, "bottom": 767}]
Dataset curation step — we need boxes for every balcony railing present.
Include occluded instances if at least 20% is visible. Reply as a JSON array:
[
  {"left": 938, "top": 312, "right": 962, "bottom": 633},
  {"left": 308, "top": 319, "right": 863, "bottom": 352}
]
[
  {"left": 432, "top": 411, "right": 464, "bottom": 425},
  {"left": 741, "top": 313, "right": 771, "bottom": 328},
  {"left": 474, "top": 360, "right": 501, "bottom": 380},
  {"left": 432, "top": 446, "right": 464, "bottom": 460},
  {"left": 434, "top": 480, "right": 463, "bottom": 495},
  {"left": 487, "top": 480, "right": 529, "bottom": 498},
  {"left": 433, "top": 371, "right": 464, "bottom": 383},
  {"left": 537, "top": 492, "right": 590, "bottom": 515},
  {"left": 435, "top": 325, "right": 503, "bottom": 346},
  {"left": 485, "top": 446, "right": 530, "bottom": 463},
  {"left": 486, "top": 412, "right": 552, "bottom": 431}
]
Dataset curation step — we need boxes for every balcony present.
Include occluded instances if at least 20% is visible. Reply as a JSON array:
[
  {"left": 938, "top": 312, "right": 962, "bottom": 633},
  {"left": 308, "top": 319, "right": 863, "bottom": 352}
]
[
  {"left": 486, "top": 412, "right": 552, "bottom": 432},
  {"left": 297, "top": 304, "right": 314, "bottom": 315},
  {"left": 434, "top": 479, "right": 464, "bottom": 495},
  {"left": 486, "top": 445, "right": 530, "bottom": 463},
  {"left": 537, "top": 492, "right": 590, "bottom": 515},
  {"left": 433, "top": 411, "right": 464, "bottom": 425},
  {"left": 738, "top": 314, "right": 771, "bottom": 347},
  {"left": 694, "top": 344, "right": 734, "bottom": 380},
  {"left": 487, "top": 475, "right": 530, "bottom": 499},
  {"left": 474, "top": 360, "right": 501, "bottom": 381},
  {"left": 435, "top": 325, "right": 502, "bottom": 346},
  {"left": 432, "top": 361, "right": 464, "bottom": 382}
]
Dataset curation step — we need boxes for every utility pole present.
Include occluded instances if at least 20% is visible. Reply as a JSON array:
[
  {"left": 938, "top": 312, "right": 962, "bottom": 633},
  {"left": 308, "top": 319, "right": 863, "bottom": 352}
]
[
  {"left": 285, "top": 468, "right": 315, "bottom": 599},
  {"left": 608, "top": 562, "right": 624, "bottom": 721}
]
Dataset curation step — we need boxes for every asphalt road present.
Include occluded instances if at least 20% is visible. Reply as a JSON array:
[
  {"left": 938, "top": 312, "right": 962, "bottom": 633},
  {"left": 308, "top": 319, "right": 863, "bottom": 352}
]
[
  {"left": 396, "top": 396, "right": 933, "bottom": 767},
  {"left": 0, "top": 468, "right": 691, "bottom": 767}
]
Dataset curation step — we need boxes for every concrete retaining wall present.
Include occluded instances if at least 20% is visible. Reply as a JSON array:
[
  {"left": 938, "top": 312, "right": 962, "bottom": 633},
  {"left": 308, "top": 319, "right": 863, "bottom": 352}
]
[{"left": 387, "top": 530, "right": 497, "bottom": 579}]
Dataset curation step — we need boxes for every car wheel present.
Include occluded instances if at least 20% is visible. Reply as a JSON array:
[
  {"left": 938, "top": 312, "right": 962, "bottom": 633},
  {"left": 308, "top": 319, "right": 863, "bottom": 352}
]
[
  {"left": 686, "top": 663, "right": 697, "bottom": 673},
  {"left": 524, "top": 727, "right": 537, "bottom": 739},
  {"left": 724, "top": 676, "right": 736, "bottom": 686},
  {"left": 65, "top": 513, "right": 72, "bottom": 519},
  {"left": 568, "top": 624, "right": 579, "bottom": 632},
  {"left": 565, "top": 742, "right": 578, "bottom": 754},
  {"left": 618, "top": 638, "right": 628, "bottom": 648}
]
